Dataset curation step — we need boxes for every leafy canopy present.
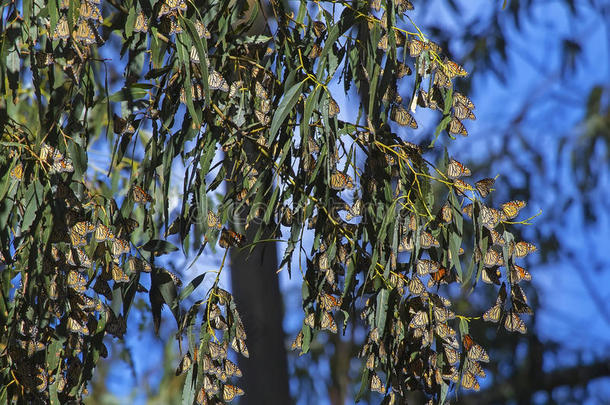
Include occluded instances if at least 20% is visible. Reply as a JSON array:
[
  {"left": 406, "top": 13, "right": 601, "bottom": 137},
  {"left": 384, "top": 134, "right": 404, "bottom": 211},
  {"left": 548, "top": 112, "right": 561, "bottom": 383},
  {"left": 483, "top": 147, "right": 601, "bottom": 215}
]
[{"left": 0, "top": 0, "right": 537, "bottom": 403}]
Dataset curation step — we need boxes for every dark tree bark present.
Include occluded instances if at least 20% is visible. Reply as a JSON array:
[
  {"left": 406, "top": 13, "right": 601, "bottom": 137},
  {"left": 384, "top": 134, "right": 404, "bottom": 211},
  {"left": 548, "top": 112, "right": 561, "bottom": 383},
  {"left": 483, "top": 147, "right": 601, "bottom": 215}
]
[{"left": 230, "top": 232, "right": 290, "bottom": 405}]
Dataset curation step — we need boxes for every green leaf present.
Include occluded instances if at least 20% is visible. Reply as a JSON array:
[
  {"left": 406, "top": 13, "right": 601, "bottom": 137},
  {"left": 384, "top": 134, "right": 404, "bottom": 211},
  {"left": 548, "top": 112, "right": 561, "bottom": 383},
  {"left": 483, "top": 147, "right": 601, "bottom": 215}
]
[
  {"left": 269, "top": 79, "right": 304, "bottom": 143},
  {"left": 141, "top": 239, "right": 179, "bottom": 256},
  {"left": 375, "top": 288, "right": 389, "bottom": 336},
  {"left": 178, "top": 273, "right": 206, "bottom": 301}
]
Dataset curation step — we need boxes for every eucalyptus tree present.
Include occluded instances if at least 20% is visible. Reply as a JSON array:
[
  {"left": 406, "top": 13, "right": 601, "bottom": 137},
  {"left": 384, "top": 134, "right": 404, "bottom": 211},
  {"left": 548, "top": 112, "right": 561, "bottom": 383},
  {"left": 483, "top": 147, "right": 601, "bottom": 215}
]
[{"left": 0, "top": 0, "right": 536, "bottom": 403}]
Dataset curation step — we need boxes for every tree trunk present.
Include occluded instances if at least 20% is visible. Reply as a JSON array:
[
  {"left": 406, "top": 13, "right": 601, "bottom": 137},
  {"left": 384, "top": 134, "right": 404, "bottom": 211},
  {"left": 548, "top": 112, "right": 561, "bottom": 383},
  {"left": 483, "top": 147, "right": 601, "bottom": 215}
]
[{"left": 230, "top": 233, "right": 290, "bottom": 404}]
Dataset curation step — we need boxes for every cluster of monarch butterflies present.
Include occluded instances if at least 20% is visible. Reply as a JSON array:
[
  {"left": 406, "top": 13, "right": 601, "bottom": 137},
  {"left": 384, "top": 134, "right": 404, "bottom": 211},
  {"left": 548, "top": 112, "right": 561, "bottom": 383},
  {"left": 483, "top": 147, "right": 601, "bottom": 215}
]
[
  {"left": 1, "top": 139, "right": 184, "bottom": 401},
  {"left": 177, "top": 288, "right": 248, "bottom": 404},
  {"left": 52, "top": 0, "right": 103, "bottom": 46},
  {"left": 366, "top": 0, "right": 475, "bottom": 138}
]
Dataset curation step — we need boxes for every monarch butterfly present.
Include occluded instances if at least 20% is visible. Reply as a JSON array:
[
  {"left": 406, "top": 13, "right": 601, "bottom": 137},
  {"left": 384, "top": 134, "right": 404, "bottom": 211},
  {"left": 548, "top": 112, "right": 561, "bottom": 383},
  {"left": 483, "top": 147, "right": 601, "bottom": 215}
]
[
  {"left": 453, "top": 102, "right": 476, "bottom": 121},
  {"left": 208, "top": 70, "right": 229, "bottom": 92},
  {"left": 321, "top": 311, "right": 338, "bottom": 333},
  {"left": 483, "top": 247, "right": 503, "bottom": 268},
  {"left": 444, "top": 344, "right": 459, "bottom": 365},
  {"left": 199, "top": 354, "right": 214, "bottom": 374},
  {"left": 329, "top": 171, "right": 354, "bottom": 190},
  {"left": 500, "top": 200, "right": 526, "bottom": 220},
  {"left": 319, "top": 293, "right": 341, "bottom": 311},
  {"left": 328, "top": 97, "right": 340, "bottom": 117},
  {"left": 481, "top": 266, "right": 501, "bottom": 285},
  {"left": 304, "top": 312, "right": 316, "bottom": 329},
  {"left": 67, "top": 248, "right": 90, "bottom": 268},
  {"left": 34, "top": 368, "right": 48, "bottom": 392},
  {"left": 382, "top": 86, "right": 402, "bottom": 104},
  {"left": 398, "top": 235, "right": 413, "bottom": 252},
  {"left": 428, "top": 267, "right": 449, "bottom": 288},
  {"left": 510, "top": 264, "right": 532, "bottom": 283},
  {"left": 312, "top": 20, "right": 326, "bottom": 38},
  {"left": 420, "top": 231, "right": 440, "bottom": 248},
  {"left": 169, "top": 18, "right": 183, "bottom": 35},
  {"left": 489, "top": 229, "right": 506, "bottom": 246},
  {"left": 228, "top": 80, "right": 243, "bottom": 98},
  {"left": 158, "top": 0, "right": 187, "bottom": 17},
  {"left": 441, "top": 202, "right": 453, "bottom": 223},
  {"left": 111, "top": 238, "right": 130, "bottom": 256},
  {"left": 370, "top": 373, "right": 386, "bottom": 394},
  {"left": 408, "top": 38, "right": 424, "bottom": 57},
  {"left": 514, "top": 241, "right": 537, "bottom": 257},
  {"left": 504, "top": 311, "right": 527, "bottom": 334},
  {"left": 345, "top": 199, "right": 362, "bottom": 220},
  {"left": 73, "top": 221, "right": 95, "bottom": 236},
  {"left": 134, "top": 12, "right": 148, "bottom": 33},
  {"left": 444, "top": 60, "right": 468, "bottom": 78},
  {"left": 162, "top": 268, "right": 183, "bottom": 287},
  {"left": 175, "top": 352, "right": 193, "bottom": 376},
  {"left": 391, "top": 104, "right": 418, "bottom": 128},
  {"left": 236, "top": 337, "right": 249, "bottom": 358},
  {"left": 20, "top": 339, "right": 46, "bottom": 357},
  {"left": 366, "top": 353, "right": 375, "bottom": 370},
  {"left": 75, "top": 20, "right": 97, "bottom": 45},
  {"left": 396, "top": 61, "right": 411, "bottom": 78},
  {"left": 408, "top": 311, "right": 429, "bottom": 329},
  {"left": 53, "top": 16, "right": 70, "bottom": 40},
  {"left": 69, "top": 229, "right": 87, "bottom": 247},
  {"left": 416, "top": 259, "right": 441, "bottom": 276},
  {"left": 468, "top": 343, "right": 490, "bottom": 363},
  {"left": 67, "top": 317, "right": 89, "bottom": 335},
  {"left": 408, "top": 275, "right": 425, "bottom": 295},
  {"left": 206, "top": 211, "right": 222, "bottom": 229},
  {"left": 475, "top": 177, "right": 495, "bottom": 197},
  {"left": 11, "top": 163, "right": 23, "bottom": 181},
  {"left": 111, "top": 264, "right": 129, "bottom": 283},
  {"left": 95, "top": 224, "right": 115, "bottom": 242},
  {"left": 255, "top": 81, "right": 268, "bottom": 99},
  {"left": 396, "top": 0, "right": 414, "bottom": 13},
  {"left": 453, "top": 179, "right": 472, "bottom": 196},
  {"left": 482, "top": 303, "right": 501, "bottom": 323},
  {"left": 466, "top": 358, "right": 486, "bottom": 378},
  {"left": 434, "top": 70, "right": 452, "bottom": 88},
  {"left": 255, "top": 110, "right": 270, "bottom": 125},
  {"left": 203, "top": 375, "right": 219, "bottom": 396},
  {"left": 132, "top": 185, "right": 152, "bottom": 203},
  {"left": 208, "top": 340, "right": 227, "bottom": 360},
  {"left": 280, "top": 205, "right": 293, "bottom": 226},
  {"left": 196, "top": 388, "right": 209, "bottom": 405},
  {"left": 41, "top": 143, "right": 63, "bottom": 162},
  {"left": 212, "top": 364, "right": 227, "bottom": 382},
  {"left": 481, "top": 206, "right": 501, "bottom": 230},
  {"left": 52, "top": 158, "right": 74, "bottom": 173},
  {"left": 189, "top": 46, "right": 201, "bottom": 63},
  {"left": 434, "top": 306, "right": 456, "bottom": 323},
  {"left": 79, "top": 2, "right": 103, "bottom": 23},
  {"left": 194, "top": 20, "right": 211, "bottom": 39},
  {"left": 448, "top": 116, "right": 468, "bottom": 136},
  {"left": 223, "top": 384, "right": 244, "bottom": 402},
  {"left": 454, "top": 92, "right": 475, "bottom": 109},
  {"left": 511, "top": 284, "right": 528, "bottom": 305},
  {"left": 291, "top": 330, "right": 303, "bottom": 351},
  {"left": 447, "top": 158, "right": 471, "bottom": 179},
  {"left": 419, "top": 87, "right": 444, "bottom": 110},
  {"left": 224, "top": 359, "right": 242, "bottom": 378},
  {"left": 435, "top": 323, "right": 456, "bottom": 339},
  {"left": 235, "top": 319, "right": 247, "bottom": 341},
  {"left": 218, "top": 229, "right": 245, "bottom": 248}
]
